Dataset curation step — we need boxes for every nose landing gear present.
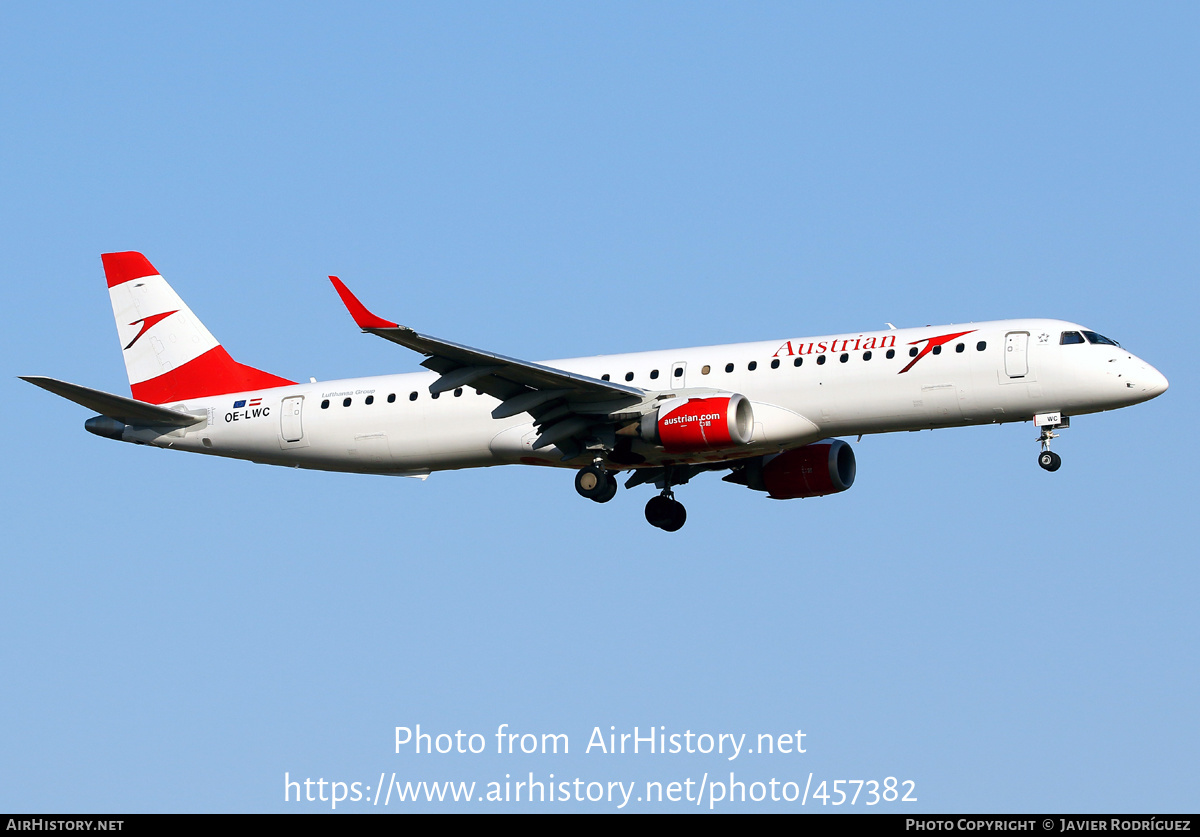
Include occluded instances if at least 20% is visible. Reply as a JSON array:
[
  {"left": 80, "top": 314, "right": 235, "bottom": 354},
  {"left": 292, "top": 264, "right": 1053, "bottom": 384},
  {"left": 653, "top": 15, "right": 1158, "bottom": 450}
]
[
  {"left": 1035, "top": 413, "right": 1068, "bottom": 472},
  {"left": 1038, "top": 449, "right": 1062, "bottom": 472}
]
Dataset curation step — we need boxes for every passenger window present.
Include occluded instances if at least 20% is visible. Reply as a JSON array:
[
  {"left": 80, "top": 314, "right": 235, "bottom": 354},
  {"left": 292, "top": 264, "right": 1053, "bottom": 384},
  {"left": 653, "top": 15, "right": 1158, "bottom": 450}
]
[
  {"left": 955, "top": 343, "right": 964, "bottom": 353},
  {"left": 863, "top": 351, "right": 872, "bottom": 361},
  {"left": 839, "top": 353, "right": 848, "bottom": 363},
  {"left": 770, "top": 359, "right": 780, "bottom": 369},
  {"left": 387, "top": 393, "right": 396, "bottom": 403},
  {"left": 431, "top": 392, "right": 440, "bottom": 400},
  {"left": 1060, "top": 331, "right": 1085, "bottom": 345},
  {"left": 701, "top": 365, "right": 711, "bottom": 375},
  {"left": 748, "top": 361, "right": 757, "bottom": 371},
  {"left": 650, "top": 369, "right": 659, "bottom": 379},
  {"left": 365, "top": 395, "right": 374, "bottom": 405},
  {"left": 321, "top": 399, "right": 330, "bottom": 409},
  {"left": 817, "top": 355, "right": 826, "bottom": 365},
  {"left": 793, "top": 357, "right": 803, "bottom": 367},
  {"left": 601, "top": 374, "right": 610, "bottom": 381},
  {"left": 909, "top": 347, "right": 919, "bottom": 357},
  {"left": 887, "top": 349, "right": 895, "bottom": 359},
  {"left": 624, "top": 372, "right": 634, "bottom": 382},
  {"left": 454, "top": 388, "right": 462, "bottom": 397},
  {"left": 976, "top": 341, "right": 986, "bottom": 351},
  {"left": 725, "top": 363, "right": 734, "bottom": 373},
  {"left": 343, "top": 397, "right": 351, "bottom": 407},
  {"left": 673, "top": 367, "right": 684, "bottom": 378},
  {"left": 409, "top": 391, "right": 418, "bottom": 401},
  {"left": 932, "top": 345, "right": 942, "bottom": 355}
]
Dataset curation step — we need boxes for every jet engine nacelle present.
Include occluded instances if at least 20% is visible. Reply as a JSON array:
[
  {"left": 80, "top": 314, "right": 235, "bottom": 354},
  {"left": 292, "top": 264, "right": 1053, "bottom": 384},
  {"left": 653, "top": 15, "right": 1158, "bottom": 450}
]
[
  {"left": 640, "top": 394, "right": 754, "bottom": 453},
  {"left": 725, "top": 439, "right": 856, "bottom": 498},
  {"left": 761, "top": 439, "right": 856, "bottom": 499}
]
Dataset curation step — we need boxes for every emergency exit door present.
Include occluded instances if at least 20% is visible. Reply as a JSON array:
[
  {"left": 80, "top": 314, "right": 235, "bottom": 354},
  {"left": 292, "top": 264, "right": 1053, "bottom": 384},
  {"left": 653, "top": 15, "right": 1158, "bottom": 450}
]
[{"left": 281, "top": 396, "right": 304, "bottom": 442}]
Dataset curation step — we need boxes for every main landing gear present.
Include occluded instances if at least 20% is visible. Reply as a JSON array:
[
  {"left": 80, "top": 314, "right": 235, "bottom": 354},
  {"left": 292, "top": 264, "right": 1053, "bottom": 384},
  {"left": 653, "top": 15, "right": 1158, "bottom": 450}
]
[
  {"left": 574, "top": 462, "right": 688, "bottom": 531},
  {"left": 575, "top": 464, "right": 618, "bottom": 503},
  {"left": 645, "top": 491, "right": 687, "bottom": 532}
]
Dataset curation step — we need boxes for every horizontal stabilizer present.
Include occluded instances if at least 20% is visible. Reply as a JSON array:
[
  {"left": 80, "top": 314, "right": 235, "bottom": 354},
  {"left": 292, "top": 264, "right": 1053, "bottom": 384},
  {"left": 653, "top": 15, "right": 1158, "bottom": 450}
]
[{"left": 21, "top": 376, "right": 204, "bottom": 427}]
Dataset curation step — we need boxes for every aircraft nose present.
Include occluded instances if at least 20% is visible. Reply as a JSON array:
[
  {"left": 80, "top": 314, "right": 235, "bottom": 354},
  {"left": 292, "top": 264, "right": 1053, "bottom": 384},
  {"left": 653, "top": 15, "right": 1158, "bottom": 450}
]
[
  {"left": 1127, "top": 357, "right": 1169, "bottom": 399},
  {"left": 1146, "top": 365, "right": 1169, "bottom": 398}
]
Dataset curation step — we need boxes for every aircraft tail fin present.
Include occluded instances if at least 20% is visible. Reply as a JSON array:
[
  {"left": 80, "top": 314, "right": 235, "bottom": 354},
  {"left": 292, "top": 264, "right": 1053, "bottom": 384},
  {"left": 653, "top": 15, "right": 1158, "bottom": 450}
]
[{"left": 102, "top": 252, "right": 295, "bottom": 404}]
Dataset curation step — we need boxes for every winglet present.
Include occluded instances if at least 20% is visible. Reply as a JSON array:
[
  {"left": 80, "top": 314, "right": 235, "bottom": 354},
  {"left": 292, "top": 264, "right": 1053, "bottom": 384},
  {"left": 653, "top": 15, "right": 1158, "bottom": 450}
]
[{"left": 329, "top": 276, "right": 399, "bottom": 329}]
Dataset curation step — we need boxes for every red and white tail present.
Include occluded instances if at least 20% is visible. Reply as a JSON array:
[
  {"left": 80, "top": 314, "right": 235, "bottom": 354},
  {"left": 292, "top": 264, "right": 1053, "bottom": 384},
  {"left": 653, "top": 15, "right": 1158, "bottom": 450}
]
[{"left": 103, "top": 252, "right": 294, "bottom": 405}]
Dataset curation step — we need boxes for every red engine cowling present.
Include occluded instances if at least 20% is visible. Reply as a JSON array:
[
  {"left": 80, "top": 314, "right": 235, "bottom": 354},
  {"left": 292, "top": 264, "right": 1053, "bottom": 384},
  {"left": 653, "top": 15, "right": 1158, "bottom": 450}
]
[
  {"left": 642, "top": 394, "right": 754, "bottom": 453},
  {"left": 761, "top": 439, "right": 856, "bottom": 499}
]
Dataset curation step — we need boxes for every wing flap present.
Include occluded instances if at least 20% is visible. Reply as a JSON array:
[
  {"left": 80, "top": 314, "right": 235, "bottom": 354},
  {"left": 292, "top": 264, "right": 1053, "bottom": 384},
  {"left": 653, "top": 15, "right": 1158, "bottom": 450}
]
[
  {"left": 429, "top": 365, "right": 503, "bottom": 395},
  {"left": 491, "top": 388, "right": 572, "bottom": 419}
]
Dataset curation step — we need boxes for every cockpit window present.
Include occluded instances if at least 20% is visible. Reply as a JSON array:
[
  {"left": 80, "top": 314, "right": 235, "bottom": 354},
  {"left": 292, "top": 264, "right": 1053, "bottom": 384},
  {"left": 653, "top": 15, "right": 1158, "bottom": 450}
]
[
  {"left": 1060, "top": 331, "right": 1085, "bottom": 345},
  {"left": 1082, "top": 331, "right": 1120, "bottom": 347}
]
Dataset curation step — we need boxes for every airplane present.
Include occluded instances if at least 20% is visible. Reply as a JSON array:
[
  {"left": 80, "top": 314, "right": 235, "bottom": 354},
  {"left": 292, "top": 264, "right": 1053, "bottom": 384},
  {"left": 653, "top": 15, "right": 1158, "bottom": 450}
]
[{"left": 23, "top": 251, "right": 1169, "bottom": 531}]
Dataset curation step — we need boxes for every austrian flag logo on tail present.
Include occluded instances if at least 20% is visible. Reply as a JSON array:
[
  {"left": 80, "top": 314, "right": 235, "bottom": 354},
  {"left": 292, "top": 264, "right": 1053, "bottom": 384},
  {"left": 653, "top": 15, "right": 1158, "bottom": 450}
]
[{"left": 123, "top": 310, "right": 179, "bottom": 350}]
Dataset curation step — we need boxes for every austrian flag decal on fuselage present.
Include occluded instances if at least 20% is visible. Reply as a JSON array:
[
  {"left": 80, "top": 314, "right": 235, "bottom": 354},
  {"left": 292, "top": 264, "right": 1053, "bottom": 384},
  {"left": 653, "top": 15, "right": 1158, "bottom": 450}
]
[{"left": 225, "top": 397, "right": 269, "bottom": 423}]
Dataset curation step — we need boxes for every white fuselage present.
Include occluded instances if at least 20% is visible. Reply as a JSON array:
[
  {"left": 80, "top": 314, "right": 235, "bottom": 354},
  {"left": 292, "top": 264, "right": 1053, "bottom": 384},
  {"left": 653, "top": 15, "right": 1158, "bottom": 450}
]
[{"left": 125, "top": 319, "right": 1168, "bottom": 476}]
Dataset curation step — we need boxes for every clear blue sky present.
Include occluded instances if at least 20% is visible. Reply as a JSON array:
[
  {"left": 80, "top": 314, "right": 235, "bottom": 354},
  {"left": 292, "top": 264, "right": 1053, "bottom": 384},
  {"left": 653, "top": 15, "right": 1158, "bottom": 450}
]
[{"left": 1, "top": 3, "right": 1195, "bottom": 812}]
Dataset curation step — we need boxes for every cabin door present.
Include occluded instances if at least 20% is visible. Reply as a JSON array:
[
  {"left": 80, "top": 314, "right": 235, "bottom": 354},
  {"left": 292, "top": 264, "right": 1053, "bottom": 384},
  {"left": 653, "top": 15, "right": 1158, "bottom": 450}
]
[{"left": 1004, "top": 332, "right": 1028, "bottom": 378}]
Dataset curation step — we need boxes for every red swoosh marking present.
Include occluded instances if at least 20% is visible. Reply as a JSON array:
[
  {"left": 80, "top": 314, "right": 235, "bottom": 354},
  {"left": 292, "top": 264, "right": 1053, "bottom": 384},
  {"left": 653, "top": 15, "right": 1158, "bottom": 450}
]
[
  {"left": 124, "top": 310, "right": 179, "bottom": 350},
  {"left": 898, "top": 329, "right": 977, "bottom": 374}
]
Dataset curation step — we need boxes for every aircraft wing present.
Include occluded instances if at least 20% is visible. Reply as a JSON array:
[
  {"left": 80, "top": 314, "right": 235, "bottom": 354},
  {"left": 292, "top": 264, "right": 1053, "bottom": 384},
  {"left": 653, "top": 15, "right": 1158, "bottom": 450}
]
[
  {"left": 21, "top": 376, "right": 204, "bottom": 427},
  {"left": 330, "top": 278, "right": 648, "bottom": 457}
]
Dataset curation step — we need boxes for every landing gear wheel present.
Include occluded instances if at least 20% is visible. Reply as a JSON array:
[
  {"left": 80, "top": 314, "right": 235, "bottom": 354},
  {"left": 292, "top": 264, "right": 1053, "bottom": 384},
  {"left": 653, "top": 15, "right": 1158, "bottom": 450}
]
[
  {"left": 645, "top": 495, "right": 672, "bottom": 527},
  {"left": 661, "top": 501, "right": 686, "bottom": 532},
  {"left": 1038, "top": 450, "right": 1062, "bottom": 472},
  {"left": 1036, "top": 421, "right": 1065, "bottom": 473},
  {"left": 645, "top": 495, "right": 687, "bottom": 531},
  {"left": 575, "top": 465, "right": 612, "bottom": 500},
  {"left": 593, "top": 473, "right": 618, "bottom": 504}
]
